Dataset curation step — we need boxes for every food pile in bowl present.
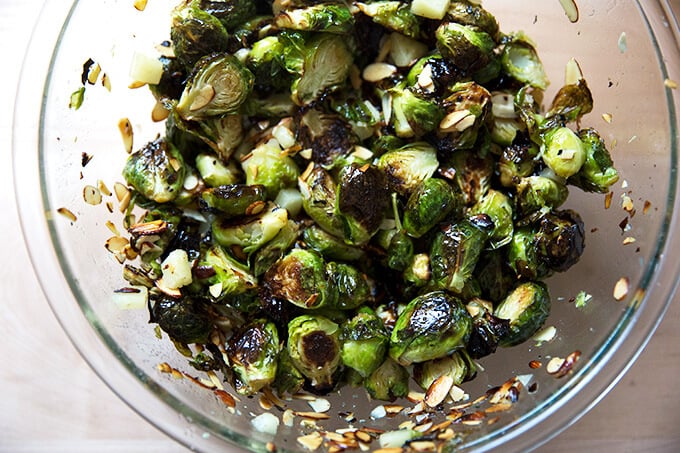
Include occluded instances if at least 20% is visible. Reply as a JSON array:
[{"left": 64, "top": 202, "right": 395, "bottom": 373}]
[{"left": 77, "top": 0, "right": 621, "bottom": 450}]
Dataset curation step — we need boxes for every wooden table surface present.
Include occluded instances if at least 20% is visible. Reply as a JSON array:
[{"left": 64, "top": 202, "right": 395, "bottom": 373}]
[{"left": 2, "top": 1, "right": 680, "bottom": 452}]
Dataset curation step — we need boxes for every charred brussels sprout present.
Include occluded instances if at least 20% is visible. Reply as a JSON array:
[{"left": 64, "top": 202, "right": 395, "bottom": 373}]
[
  {"left": 196, "top": 245, "right": 257, "bottom": 299},
  {"left": 447, "top": 1, "right": 500, "bottom": 41},
  {"left": 430, "top": 215, "right": 494, "bottom": 293},
  {"left": 516, "top": 176, "right": 569, "bottom": 216},
  {"left": 281, "top": 32, "right": 353, "bottom": 105},
  {"left": 435, "top": 81, "right": 492, "bottom": 152},
  {"left": 465, "top": 298, "right": 510, "bottom": 358},
  {"left": 403, "top": 178, "right": 462, "bottom": 238},
  {"left": 227, "top": 319, "right": 279, "bottom": 395},
  {"left": 287, "top": 315, "right": 342, "bottom": 392},
  {"left": 273, "top": 346, "right": 305, "bottom": 396},
  {"left": 176, "top": 53, "right": 254, "bottom": 121},
  {"left": 170, "top": 1, "right": 229, "bottom": 70},
  {"left": 263, "top": 248, "right": 328, "bottom": 309},
  {"left": 364, "top": 357, "right": 410, "bottom": 401},
  {"left": 389, "top": 291, "right": 472, "bottom": 365},
  {"left": 151, "top": 295, "right": 212, "bottom": 344},
  {"left": 443, "top": 149, "right": 494, "bottom": 206},
  {"left": 469, "top": 189, "right": 514, "bottom": 249},
  {"left": 172, "top": 112, "right": 244, "bottom": 162},
  {"left": 297, "top": 108, "right": 358, "bottom": 168},
  {"left": 377, "top": 142, "right": 439, "bottom": 196},
  {"left": 326, "top": 262, "right": 374, "bottom": 310},
  {"left": 340, "top": 310, "right": 389, "bottom": 378},
  {"left": 407, "top": 53, "right": 460, "bottom": 98},
  {"left": 356, "top": 2, "right": 422, "bottom": 38},
  {"left": 242, "top": 139, "right": 300, "bottom": 197},
  {"left": 541, "top": 126, "right": 587, "bottom": 179},
  {"left": 250, "top": 220, "right": 300, "bottom": 276},
  {"left": 569, "top": 128, "right": 619, "bottom": 193},
  {"left": 275, "top": 3, "right": 354, "bottom": 34},
  {"left": 195, "top": 152, "right": 242, "bottom": 187},
  {"left": 501, "top": 32, "right": 549, "bottom": 90},
  {"left": 535, "top": 209, "right": 586, "bottom": 273},
  {"left": 123, "top": 138, "right": 186, "bottom": 204},
  {"left": 198, "top": 0, "right": 257, "bottom": 30},
  {"left": 548, "top": 79, "right": 593, "bottom": 123},
  {"left": 497, "top": 137, "right": 539, "bottom": 187},
  {"left": 507, "top": 226, "right": 550, "bottom": 280},
  {"left": 413, "top": 350, "right": 476, "bottom": 390},
  {"left": 390, "top": 85, "right": 445, "bottom": 138},
  {"left": 335, "top": 163, "right": 390, "bottom": 245},
  {"left": 303, "top": 225, "right": 365, "bottom": 262},
  {"left": 247, "top": 36, "right": 291, "bottom": 93},
  {"left": 299, "top": 164, "right": 345, "bottom": 237},
  {"left": 199, "top": 184, "right": 267, "bottom": 217},
  {"left": 436, "top": 22, "right": 495, "bottom": 74},
  {"left": 495, "top": 282, "right": 550, "bottom": 346},
  {"left": 212, "top": 203, "right": 288, "bottom": 254}
]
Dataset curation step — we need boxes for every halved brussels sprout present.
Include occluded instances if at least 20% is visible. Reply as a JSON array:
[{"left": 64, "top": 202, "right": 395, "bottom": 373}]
[
  {"left": 297, "top": 108, "right": 358, "bottom": 169},
  {"left": 568, "top": 128, "right": 620, "bottom": 193},
  {"left": 197, "top": 245, "right": 257, "bottom": 299},
  {"left": 275, "top": 3, "right": 354, "bottom": 33},
  {"left": 151, "top": 294, "right": 213, "bottom": 344},
  {"left": 541, "top": 126, "right": 587, "bottom": 179},
  {"left": 436, "top": 21, "right": 495, "bottom": 74},
  {"left": 287, "top": 315, "right": 342, "bottom": 392},
  {"left": 340, "top": 310, "right": 389, "bottom": 378},
  {"left": 212, "top": 203, "right": 289, "bottom": 254},
  {"left": 335, "top": 163, "right": 390, "bottom": 245},
  {"left": 250, "top": 220, "right": 300, "bottom": 277},
  {"left": 390, "top": 85, "right": 445, "bottom": 138},
  {"left": 516, "top": 176, "right": 569, "bottom": 216},
  {"left": 247, "top": 35, "right": 292, "bottom": 93},
  {"left": 413, "top": 350, "right": 476, "bottom": 391},
  {"left": 195, "top": 152, "right": 242, "bottom": 187},
  {"left": 199, "top": 184, "right": 267, "bottom": 217},
  {"left": 302, "top": 225, "right": 365, "bottom": 262},
  {"left": 176, "top": 53, "right": 254, "bottom": 121},
  {"left": 171, "top": 1, "right": 230, "bottom": 70},
  {"left": 242, "top": 139, "right": 300, "bottom": 197},
  {"left": 497, "top": 135, "right": 539, "bottom": 187},
  {"left": 356, "top": 2, "right": 422, "bottom": 38},
  {"left": 123, "top": 138, "right": 186, "bottom": 204},
  {"left": 430, "top": 215, "right": 494, "bottom": 293},
  {"left": 172, "top": 113, "right": 244, "bottom": 162},
  {"left": 227, "top": 319, "right": 279, "bottom": 395},
  {"left": 501, "top": 32, "right": 549, "bottom": 90},
  {"left": 364, "top": 357, "right": 410, "bottom": 401},
  {"left": 263, "top": 248, "right": 329, "bottom": 309},
  {"left": 299, "top": 164, "right": 345, "bottom": 238},
  {"left": 376, "top": 142, "right": 439, "bottom": 196},
  {"left": 434, "top": 81, "right": 492, "bottom": 153},
  {"left": 507, "top": 225, "right": 550, "bottom": 280},
  {"left": 442, "top": 149, "right": 494, "bottom": 206},
  {"left": 198, "top": 0, "right": 257, "bottom": 30},
  {"left": 469, "top": 189, "right": 514, "bottom": 249},
  {"left": 447, "top": 1, "right": 500, "bottom": 41},
  {"left": 326, "top": 262, "right": 375, "bottom": 310},
  {"left": 535, "top": 209, "right": 586, "bottom": 273},
  {"left": 495, "top": 281, "right": 550, "bottom": 346},
  {"left": 389, "top": 291, "right": 472, "bottom": 365},
  {"left": 548, "top": 79, "right": 593, "bottom": 123},
  {"left": 403, "top": 178, "right": 463, "bottom": 238}
]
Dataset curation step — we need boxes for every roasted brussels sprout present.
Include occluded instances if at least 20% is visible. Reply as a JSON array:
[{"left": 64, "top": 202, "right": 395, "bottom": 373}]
[
  {"left": 195, "top": 152, "right": 242, "bottom": 187},
  {"left": 413, "top": 350, "right": 476, "bottom": 390},
  {"left": 274, "top": 3, "right": 354, "bottom": 33},
  {"left": 501, "top": 32, "right": 549, "bottom": 90},
  {"left": 447, "top": 1, "right": 500, "bottom": 41},
  {"left": 287, "top": 315, "right": 342, "bottom": 392},
  {"left": 377, "top": 230, "right": 415, "bottom": 272},
  {"left": 123, "top": 138, "right": 186, "bottom": 204},
  {"left": 242, "top": 139, "right": 300, "bottom": 197},
  {"left": 389, "top": 291, "right": 472, "bottom": 365},
  {"left": 436, "top": 21, "right": 495, "bottom": 74},
  {"left": 474, "top": 251, "right": 515, "bottom": 303},
  {"left": 250, "top": 220, "right": 300, "bottom": 276},
  {"left": 151, "top": 294, "right": 213, "bottom": 344},
  {"left": 302, "top": 225, "right": 365, "bottom": 262},
  {"left": 170, "top": 1, "right": 230, "bottom": 70},
  {"left": 326, "top": 262, "right": 375, "bottom": 310},
  {"left": 464, "top": 298, "right": 510, "bottom": 359},
  {"left": 507, "top": 225, "right": 550, "bottom": 280},
  {"left": 534, "top": 209, "right": 586, "bottom": 273},
  {"left": 434, "top": 81, "right": 492, "bottom": 153},
  {"left": 548, "top": 79, "right": 593, "bottom": 123},
  {"left": 199, "top": 184, "right": 267, "bottom": 217},
  {"left": 212, "top": 203, "right": 289, "bottom": 254},
  {"left": 299, "top": 164, "right": 345, "bottom": 237},
  {"left": 172, "top": 113, "right": 244, "bottom": 162},
  {"left": 403, "top": 178, "right": 462, "bottom": 238},
  {"left": 430, "top": 215, "right": 494, "bottom": 293},
  {"left": 516, "top": 176, "right": 569, "bottom": 216},
  {"left": 198, "top": 0, "right": 257, "bottom": 30},
  {"left": 196, "top": 245, "right": 257, "bottom": 299},
  {"left": 247, "top": 35, "right": 292, "bottom": 93},
  {"left": 407, "top": 53, "right": 460, "bottom": 98},
  {"left": 356, "top": 1, "right": 422, "bottom": 38},
  {"left": 541, "top": 126, "right": 587, "bottom": 179},
  {"left": 469, "top": 189, "right": 514, "bottom": 249},
  {"left": 495, "top": 281, "right": 550, "bottom": 346},
  {"left": 442, "top": 149, "right": 494, "bottom": 206},
  {"left": 273, "top": 345, "right": 305, "bottom": 396},
  {"left": 335, "top": 163, "right": 390, "bottom": 245},
  {"left": 340, "top": 310, "right": 389, "bottom": 378},
  {"left": 281, "top": 32, "right": 353, "bottom": 105},
  {"left": 497, "top": 136, "right": 539, "bottom": 187},
  {"left": 568, "top": 128, "right": 620, "bottom": 193},
  {"left": 227, "top": 319, "right": 279, "bottom": 395},
  {"left": 376, "top": 142, "right": 439, "bottom": 196},
  {"left": 263, "top": 248, "right": 328, "bottom": 309},
  {"left": 364, "top": 358, "right": 410, "bottom": 402},
  {"left": 390, "top": 85, "right": 445, "bottom": 138},
  {"left": 176, "top": 53, "right": 254, "bottom": 121},
  {"left": 297, "top": 108, "right": 358, "bottom": 168}
]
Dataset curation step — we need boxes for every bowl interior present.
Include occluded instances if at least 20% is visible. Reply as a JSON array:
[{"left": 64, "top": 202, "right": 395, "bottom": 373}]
[{"left": 18, "top": 0, "right": 680, "bottom": 451}]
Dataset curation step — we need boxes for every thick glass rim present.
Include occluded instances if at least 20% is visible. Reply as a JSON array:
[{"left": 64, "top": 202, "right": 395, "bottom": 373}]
[{"left": 12, "top": 1, "right": 680, "bottom": 451}]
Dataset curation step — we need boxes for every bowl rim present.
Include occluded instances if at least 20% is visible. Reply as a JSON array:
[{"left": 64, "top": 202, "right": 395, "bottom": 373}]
[{"left": 12, "top": 0, "right": 680, "bottom": 451}]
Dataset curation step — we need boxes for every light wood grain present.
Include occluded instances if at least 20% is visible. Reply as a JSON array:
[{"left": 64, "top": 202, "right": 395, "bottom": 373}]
[{"left": 2, "top": 1, "right": 680, "bottom": 452}]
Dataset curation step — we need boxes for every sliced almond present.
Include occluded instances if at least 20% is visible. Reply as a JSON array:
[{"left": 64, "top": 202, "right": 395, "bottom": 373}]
[
  {"left": 133, "top": 0, "right": 147, "bottom": 11},
  {"left": 297, "top": 432, "right": 323, "bottom": 451},
  {"left": 118, "top": 118, "right": 134, "bottom": 154},
  {"left": 363, "top": 62, "right": 397, "bottom": 83},
  {"left": 564, "top": 58, "right": 583, "bottom": 85},
  {"left": 128, "top": 219, "right": 168, "bottom": 236},
  {"left": 83, "top": 185, "right": 102, "bottom": 205},
  {"left": 424, "top": 375, "right": 454, "bottom": 408},
  {"left": 189, "top": 84, "right": 215, "bottom": 111},
  {"left": 440, "top": 109, "right": 476, "bottom": 133},
  {"left": 559, "top": 0, "right": 579, "bottom": 23},
  {"left": 152, "top": 100, "right": 170, "bottom": 122},
  {"left": 613, "top": 277, "right": 630, "bottom": 301}
]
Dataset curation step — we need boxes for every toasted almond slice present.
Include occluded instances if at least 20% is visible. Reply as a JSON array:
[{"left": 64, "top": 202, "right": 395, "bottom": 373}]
[
  {"left": 190, "top": 84, "right": 215, "bottom": 111},
  {"left": 118, "top": 118, "right": 134, "bottom": 153},
  {"left": 439, "top": 109, "right": 475, "bottom": 133},
  {"left": 128, "top": 219, "right": 168, "bottom": 236},
  {"left": 559, "top": 0, "right": 579, "bottom": 23},
  {"left": 297, "top": 432, "right": 323, "bottom": 451},
  {"left": 83, "top": 185, "right": 102, "bottom": 205},
  {"left": 424, "top": 375, "right": 454, "bottom": 408},
  {"left": 133, "top": 0, "right": 147, "bottom": 11},
  {"left": 613, "top": 277, "right": 630, "bottom": 301},
  {"left": 152, "top": 100, "right": 170, "bottom": 122},
  {"left": 293, "top": 411, "right": 330, "bottom": 420},
  {"left": 363, "top": 62, "right": 397, "bottom": 83}
]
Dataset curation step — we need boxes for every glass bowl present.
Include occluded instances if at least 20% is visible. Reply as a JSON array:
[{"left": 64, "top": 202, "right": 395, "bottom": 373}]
[{"left": 13, "top": 0, "right": 680, "bottom": 451}]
